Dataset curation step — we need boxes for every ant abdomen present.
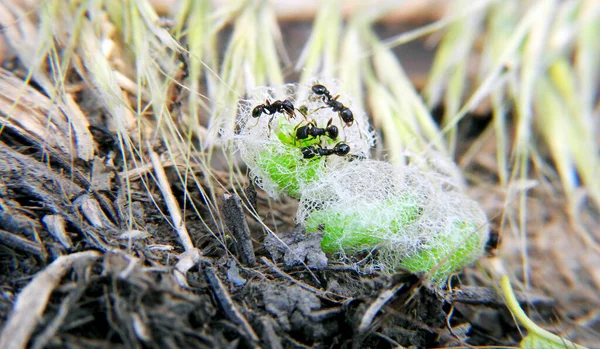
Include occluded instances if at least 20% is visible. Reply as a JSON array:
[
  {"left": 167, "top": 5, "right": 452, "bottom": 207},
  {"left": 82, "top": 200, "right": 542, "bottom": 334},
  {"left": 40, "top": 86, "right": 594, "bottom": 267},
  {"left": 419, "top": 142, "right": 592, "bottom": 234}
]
[{"left": 339, "top": 108, "right": 353, "bottom": 126}]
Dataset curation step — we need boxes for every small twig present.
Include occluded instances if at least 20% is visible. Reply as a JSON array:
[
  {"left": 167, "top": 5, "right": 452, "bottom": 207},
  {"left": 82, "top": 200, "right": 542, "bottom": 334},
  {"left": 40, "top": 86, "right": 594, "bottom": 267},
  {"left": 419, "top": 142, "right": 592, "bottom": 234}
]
[
  {"left": 174, "top": 249, "right": 202, "bottom": 288},
  {"left": 149, "top": 148, "right": 194, "bottom": 252},
  {"left": 149, "top": 148, "right": 202, "bottom": 287},
  {"left": 0, "top": 229, "right": 45, "bottom": 258},
  {"left": 307, "top": 306, "right": 343, "bottom": 321},
  {"left": 372, "top": 332, "right": 402, "bottom": 348},
  {"left": 222, "top": 194, "right": 256, "bottom": 267},
  {"left": 444, "top": 305, "right": 472, "bottom": 348},
  {"left": 356, "top": 282, "right": 406, "bottom": 336},
  {"left": 204, "top": 265, "right": 259, "bottom": 344},
  {"left": 447, "top": 285, "right": 555, "bottom": 308},
  {"left": 354, "top": 274, "right": 422, "bottom": 349},
  {"left": 30, "top": 288, "right": 84, "bottom": 349},
  {"left": 0, "top": 250, "right": 101, "bottom": 349},
  {"left": 260, "top": 257, "right": 346, "bottom": 302}
]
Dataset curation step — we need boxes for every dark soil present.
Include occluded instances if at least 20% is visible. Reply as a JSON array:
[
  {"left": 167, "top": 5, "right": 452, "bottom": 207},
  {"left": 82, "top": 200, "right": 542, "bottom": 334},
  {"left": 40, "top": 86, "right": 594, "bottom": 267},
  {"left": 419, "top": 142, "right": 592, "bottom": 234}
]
[{"left": 0, "top": 116, "right": 569, "bottom": 348}]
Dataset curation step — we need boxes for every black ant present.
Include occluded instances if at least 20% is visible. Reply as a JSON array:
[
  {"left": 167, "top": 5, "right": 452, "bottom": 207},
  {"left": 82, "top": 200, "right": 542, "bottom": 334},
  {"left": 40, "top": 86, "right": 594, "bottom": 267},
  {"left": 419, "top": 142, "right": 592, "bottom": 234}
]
[
  {"left": 311, "top": 84, "right": 354, "bottom": 127},
  {"left": 295, "top": 118, "right": 338, "bottom": 141},
  {"left": 301, "top": 142, "right": 350, "bottom": 159},
  {"left": 252, "top": 99, "right": 295, "bottom": 119},
  {"left": 251, "top": 99, "right": 296, "bottom": 133},
  {"left": 485, "top": 229, "right": 501, "bottom": 255}
]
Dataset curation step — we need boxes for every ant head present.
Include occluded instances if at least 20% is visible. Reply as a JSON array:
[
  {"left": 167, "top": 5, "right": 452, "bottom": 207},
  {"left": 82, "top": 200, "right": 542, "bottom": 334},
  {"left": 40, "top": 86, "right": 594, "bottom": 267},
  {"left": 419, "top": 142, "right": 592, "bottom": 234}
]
[
  {"left": 282, "top": 99, "right": 294, "bottom": 108},
  {"left": 327, "top": 125, "right": 339, "bottom": 139},
  {"left": 295, "top": 124, "right": 310, "bottom": 139},
  {"left": 312, "top": 84, "right": 328, "bottom": 95},
  {"left": 252, "top": 105, "right": 264, "bottom": 118},
  {"left": 281, "top": 99, "right": 295, "bottom": 115}
]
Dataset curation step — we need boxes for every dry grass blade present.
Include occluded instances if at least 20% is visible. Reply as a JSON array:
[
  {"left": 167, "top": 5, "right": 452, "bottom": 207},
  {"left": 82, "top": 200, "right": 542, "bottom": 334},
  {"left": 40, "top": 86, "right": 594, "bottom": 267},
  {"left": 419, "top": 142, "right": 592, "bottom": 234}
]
[
  {"left": 206, "top": 0, "right": 286, "bottom": 149},
  {"left": 357, "top": 281, "right": 409, "bottom": 336},
  {"left": 0, "top": 67, "right": 94, "bottom": 161},
  {"left": 549, "top": 59, "right": 600, "bottom": 212},
  {"left": 296, "top": 0, "right": 342, "bottom": 85},
  {"left": 511, "top": 0, "right": 556, "bottom": 287},
  {"left": 204, "top": 265, "right": 259, "bottom": 343},
  {"left": 477, "top": 1, "right": 518, "bottom": 186},
  {"left": 0, "top": 69, "right": 72, "bottom": 156},
  {"left": 424, "top": 0, "right": 485, "bottom": 155},
  {"left": 1, "top": 1, "right": 97, "bottom": 167},
  {"left": 424, "top": 0, "right": 485, "bottom": 109},
  {"left": 365, "top": 75, "right": 409, "bottom": 164},
  {"left": 0, "top": 229, "right": 44, "bottom": 258},
  {"left": 77, "top": 20, "right": 135, "bottom": 139},
  {"left": 339, "top": 23, "right": 365, "bottom": 112},
  {"left": 174, "top": 0, "right": 214, "bottom": 137},
  {"left": 380, "top": 0, "right": 494, "bottom": 50},
  {"left": 0, "top": 1, "right": 54, "bottom": 94},
  {"left": 368, "top": 37, "right": 448, "bottom": 162},
  {"left": 63, "top": 93, "right": 95, "bottom": 161},
  {"left": 149, "top": 148, "right": 204, "bottom": 287}
]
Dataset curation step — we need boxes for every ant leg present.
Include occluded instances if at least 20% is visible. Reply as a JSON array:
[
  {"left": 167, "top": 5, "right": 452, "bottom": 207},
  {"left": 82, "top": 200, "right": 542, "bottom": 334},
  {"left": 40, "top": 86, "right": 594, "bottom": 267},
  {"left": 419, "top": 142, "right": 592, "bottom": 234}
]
[
  {"left": 250, "top": 115, "right": 261, "bottom": 129},
  {"left": 337, "top": 114, "right": 349, "bottom": 141},
  {"left": 267, "top": 115, "right": 276, "bottom": 136},
  {"left": 338, "top": 118, "right": 363, "bottom": 139},
  {"left": 296, "top": 107, "right": 309, "bottom": 120},
  {"left": 354, "top": 118, "right": 364, "bottom": 139},
  {"left": 286, "top": 111, "right": 295, "bottom": 122},
  {"left": 311, "top": 106, "right": 329, "bottom": 114}
]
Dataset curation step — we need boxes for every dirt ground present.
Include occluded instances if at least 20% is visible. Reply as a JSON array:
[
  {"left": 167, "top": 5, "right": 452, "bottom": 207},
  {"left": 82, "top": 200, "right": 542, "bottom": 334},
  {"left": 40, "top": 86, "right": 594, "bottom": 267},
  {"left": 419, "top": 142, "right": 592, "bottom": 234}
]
[{"left": 1, "top": 16, "right": 599, "bottom": 349}]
